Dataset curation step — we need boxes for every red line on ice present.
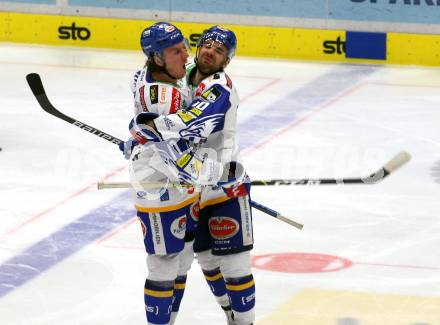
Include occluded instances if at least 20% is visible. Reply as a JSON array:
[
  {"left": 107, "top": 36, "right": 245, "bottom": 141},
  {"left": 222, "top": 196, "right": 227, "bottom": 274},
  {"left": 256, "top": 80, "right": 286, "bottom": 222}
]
[{"left": 0, "top": 165, "right": 127, "bottom": 239}]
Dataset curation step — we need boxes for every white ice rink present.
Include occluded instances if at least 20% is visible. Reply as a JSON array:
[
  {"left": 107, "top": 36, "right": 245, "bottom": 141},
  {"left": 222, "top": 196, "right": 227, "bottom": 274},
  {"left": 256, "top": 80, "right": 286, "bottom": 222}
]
[{"left": 1, "top": 43, "right": 440, "bottom": 325}]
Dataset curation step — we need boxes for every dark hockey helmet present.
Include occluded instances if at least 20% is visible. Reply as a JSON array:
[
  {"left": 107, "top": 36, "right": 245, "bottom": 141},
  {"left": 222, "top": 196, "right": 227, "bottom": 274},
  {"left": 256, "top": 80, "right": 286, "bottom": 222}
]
[
  {"left": 197, "top": 25, "right": 237, "bottom": 59},
  {"left": 140, "top": 22, "right": 184, "bottom": 58}
]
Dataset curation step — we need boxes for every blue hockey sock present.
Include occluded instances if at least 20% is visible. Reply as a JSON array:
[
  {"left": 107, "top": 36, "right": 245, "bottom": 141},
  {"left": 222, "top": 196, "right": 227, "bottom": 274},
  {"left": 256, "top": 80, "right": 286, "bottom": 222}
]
[
  {"left": 225, "top": 274, "right": 256, "bottom": 314},
  {"left": 202, "top": 267, "right": 229, "bottom": 306},
  {"left": 144, "top": 279, "right": 174, "bottom": 325},
  {"left": 171, "top": 275, "right": 187, "bottom": 313}
]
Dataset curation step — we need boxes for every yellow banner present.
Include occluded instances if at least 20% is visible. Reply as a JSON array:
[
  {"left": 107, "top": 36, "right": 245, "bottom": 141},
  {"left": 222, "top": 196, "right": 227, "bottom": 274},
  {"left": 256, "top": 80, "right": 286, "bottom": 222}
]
[{"left": 1, "top": 12, "right": 440, "bottom": 66}]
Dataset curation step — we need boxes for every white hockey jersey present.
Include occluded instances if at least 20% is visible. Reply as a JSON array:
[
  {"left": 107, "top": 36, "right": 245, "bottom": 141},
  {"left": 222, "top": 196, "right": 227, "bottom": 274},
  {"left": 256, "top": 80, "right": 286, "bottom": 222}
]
[
  {"left": 131, "top": 67, "right": 192, "bottom": 116},
  {"left": 191, "top": 66, "right": 245, "bottom": 208},
  {"left": 129, "top": 67, "right": 198, "bottom": 212},
  {"left": 153, "top": 64, "right": 245, "bottom": 208}
]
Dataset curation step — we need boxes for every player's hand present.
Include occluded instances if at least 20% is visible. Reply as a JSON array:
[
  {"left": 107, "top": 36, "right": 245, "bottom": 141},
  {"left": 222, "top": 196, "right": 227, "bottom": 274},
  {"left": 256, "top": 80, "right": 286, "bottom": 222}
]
[
  {"left": 221, "top": 181, "right": 250, "bottom": 198},
  {"left": 155, "top": 139, "right": 223, "bottom": 186},
  {"left": 218, "top": 162, "right": 250, "bottom": 198},
  {"left": 118, "top": 137, "right": 138, "bottom": 160},
  {"left": 129, "top": 112, "right": 162, "bottom": 144},
  {"left": 176, "top": 151, "right": 223, "bottom": 186}
]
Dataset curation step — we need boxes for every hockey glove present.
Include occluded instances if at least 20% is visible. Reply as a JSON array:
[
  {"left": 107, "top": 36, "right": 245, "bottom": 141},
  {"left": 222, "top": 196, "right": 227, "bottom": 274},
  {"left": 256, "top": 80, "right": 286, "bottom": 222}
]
[
  {"left": 118, "top": 137, "right": 139, "bottom": 160},
  {"left": 218, "top": 162, "right": 251, "bottom": 198},
  {"left": 154, "top": 139, "right": 223, "bottom": 186},
  {"left": 129, "top": 112, "right": 163, "bottom": 144}
]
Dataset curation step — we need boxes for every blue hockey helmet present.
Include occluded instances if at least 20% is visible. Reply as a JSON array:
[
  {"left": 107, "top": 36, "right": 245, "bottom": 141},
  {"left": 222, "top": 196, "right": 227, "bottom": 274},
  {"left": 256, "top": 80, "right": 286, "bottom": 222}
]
[
  {"left": 197, "top": 26, "right": 237, "bottom": 59},
  {"left": 140, "top": 22, "right": 184, "bottom": 57}
]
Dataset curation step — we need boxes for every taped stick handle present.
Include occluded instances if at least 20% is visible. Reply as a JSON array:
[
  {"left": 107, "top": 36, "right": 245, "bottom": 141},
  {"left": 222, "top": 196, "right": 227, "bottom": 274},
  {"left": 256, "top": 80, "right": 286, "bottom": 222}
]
[
  {"left": 97, "top": 181, "right": 193, "bottom": 190},
  {"left": 383, "top": 151, "right": 411, "bottom": 173}
]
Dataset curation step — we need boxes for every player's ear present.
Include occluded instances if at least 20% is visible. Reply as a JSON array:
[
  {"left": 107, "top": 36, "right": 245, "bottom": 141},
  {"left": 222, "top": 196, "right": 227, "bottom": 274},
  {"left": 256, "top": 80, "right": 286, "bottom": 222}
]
[
  {"left": 222, "top": 57, "right": 230, "bottom": 69},
  {"left": 153, "top": 54, "right": 164, "bottom": 67}
]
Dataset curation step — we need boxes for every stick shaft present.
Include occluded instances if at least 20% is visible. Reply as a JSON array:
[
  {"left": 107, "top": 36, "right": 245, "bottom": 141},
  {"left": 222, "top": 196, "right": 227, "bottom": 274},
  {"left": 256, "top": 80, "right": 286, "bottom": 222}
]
[
  {"left": 27, "top": 74, "right": 410, "bottom": 188},
  {"left": 250, "top": 200, "right": 303, "bottom": 230},
  {"left": 27, "top": 73, "right": 303, "bottom": 231}
]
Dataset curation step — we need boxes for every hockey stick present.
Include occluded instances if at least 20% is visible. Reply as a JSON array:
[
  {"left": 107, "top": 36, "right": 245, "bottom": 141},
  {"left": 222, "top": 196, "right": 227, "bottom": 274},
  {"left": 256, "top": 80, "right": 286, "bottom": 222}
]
[
  {"left": 250, "top": 150, "right": 411, "bottom": 185},
  {"left": 27, "top": 73, "right": 410, "bottom": 187},
  {"left": 250, "top": 200, "right": 303, "bottom": 230},
  {"left": 97, "top": 150, "right": 411, "bottom": 189},
  {"left": 27, "top": 73, "right": 409, "bottom": 186},
  {"left": 26, "top": 72, "right": 302, "bottom": 230},
  {"left": 26, "top": 73, "right": 123, "bottom": 145}
]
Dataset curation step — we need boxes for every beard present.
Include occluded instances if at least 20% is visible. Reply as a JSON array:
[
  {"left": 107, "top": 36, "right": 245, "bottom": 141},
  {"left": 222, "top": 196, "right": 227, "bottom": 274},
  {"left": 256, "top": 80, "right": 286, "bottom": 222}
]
[
  {"left": 196, "top": 61, "right": 221, "bottom": 76},
  {"left": 196, "top": 54, "right": 227, "bottom": 76}
]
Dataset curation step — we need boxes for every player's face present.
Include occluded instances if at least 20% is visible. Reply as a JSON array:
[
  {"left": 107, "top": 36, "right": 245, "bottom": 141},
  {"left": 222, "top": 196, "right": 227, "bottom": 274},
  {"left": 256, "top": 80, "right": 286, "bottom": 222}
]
[
  {"left": 197, "top": 39, "right": 229, "bottom": 75},
  {"left": 162, "top": 42, "right": 189, "bottom": 79}
]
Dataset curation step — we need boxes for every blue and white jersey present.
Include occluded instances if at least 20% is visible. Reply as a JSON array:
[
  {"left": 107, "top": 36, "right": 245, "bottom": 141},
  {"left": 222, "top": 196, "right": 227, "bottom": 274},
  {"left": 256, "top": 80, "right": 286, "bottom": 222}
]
[
  {"left": 153, "top": 65, "right": 241, "bottom": 165},
  {"left": 191, "top": 70, "right": 245, "bottom": 208},
  {"left": 129, "top": 67, "right": 198, "bottom": 212},
  {"left": 151, "top": 63, "right": 245, "bottom": 207},
  {"left": 190, "top": 67, "right": 241, "bottom": 167},
  {"left": 131, "top": 67, "right": 192, "bottom": 117}
]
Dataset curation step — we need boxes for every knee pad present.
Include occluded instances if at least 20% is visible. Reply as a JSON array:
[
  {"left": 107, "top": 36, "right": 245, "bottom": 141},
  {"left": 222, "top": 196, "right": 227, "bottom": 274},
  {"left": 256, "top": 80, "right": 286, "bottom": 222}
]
[
  {"left": 177, "top": 241, "right": 195, "bottom": 276},
  {"left": 196, "top": 249, "right": 221, "bottom": 271},
  {"left": 220, "top": 251, "right": 252, "bottom": 279},
  {"left": 147, "top": 253, "right": 179, "bottom": 281}
]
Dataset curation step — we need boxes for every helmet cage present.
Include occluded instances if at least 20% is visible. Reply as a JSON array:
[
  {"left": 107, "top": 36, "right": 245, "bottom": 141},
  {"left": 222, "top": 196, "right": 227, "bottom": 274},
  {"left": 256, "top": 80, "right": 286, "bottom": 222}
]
[{"left": 197, "top": 26, "right": 237, "bottom": 60}]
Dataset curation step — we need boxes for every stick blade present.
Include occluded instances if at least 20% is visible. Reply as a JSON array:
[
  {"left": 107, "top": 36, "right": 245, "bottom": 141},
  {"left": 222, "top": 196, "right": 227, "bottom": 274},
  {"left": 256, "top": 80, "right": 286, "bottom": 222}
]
[
  {"left": 26, "top": 73, "right": 45, "bottom": 96},
  {"left": 384, "top": 151, "right": 411, "bottom": 173}
]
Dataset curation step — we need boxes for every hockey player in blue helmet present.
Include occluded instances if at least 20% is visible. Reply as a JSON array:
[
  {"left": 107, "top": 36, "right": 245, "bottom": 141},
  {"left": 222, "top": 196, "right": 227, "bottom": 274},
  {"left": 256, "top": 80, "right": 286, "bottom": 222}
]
[
  {"left": 140, "top": 22, "right": 189, "bottom": 81},
  {"left": 126, "top": 24, "right": 255, "bottom": 325},
  {"left": 123, "top": 22, "right": 240, "bottom": 325},
  {"left": 191, "top": 25, "right": 237, "bottom": 80},
  {"left": 185, "top": 26, "right": 256, "bottom": 325},
  {"left": 125, "top": 22, "right": 199, "bottom": 325}
]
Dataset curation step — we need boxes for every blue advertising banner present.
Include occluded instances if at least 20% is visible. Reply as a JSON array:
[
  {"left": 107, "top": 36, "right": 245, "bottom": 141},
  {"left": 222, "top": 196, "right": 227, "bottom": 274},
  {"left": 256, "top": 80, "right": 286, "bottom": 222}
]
[{"left": 345, "top": 31, "right": 387, "bottom": 60}]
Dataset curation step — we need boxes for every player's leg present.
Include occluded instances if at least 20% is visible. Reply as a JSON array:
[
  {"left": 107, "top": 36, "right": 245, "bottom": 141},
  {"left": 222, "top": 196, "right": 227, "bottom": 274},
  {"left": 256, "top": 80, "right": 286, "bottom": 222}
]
[
  {"left": 197, "top": 250, "right": 234, "bottom": 324},
  {"left": 208, "top": 195, "right": 255, "bottom": 325},
  {"left": 169, "top": 235, "right": 195, "bottom": 324},
  {"left": 145, "top": 253, "right": 179, "bottom": 325},
  {"left": 194, "top": 205, "right": 234, "bottom": 324},
  {"left": 169, "top": 200, "right": 199, "bottom": 324},
  {"left": 221, "top": 251, "right": 255, "bottom": 325},
  {"left": 138, "top": 207, "right": 188, "bottom": 325}
]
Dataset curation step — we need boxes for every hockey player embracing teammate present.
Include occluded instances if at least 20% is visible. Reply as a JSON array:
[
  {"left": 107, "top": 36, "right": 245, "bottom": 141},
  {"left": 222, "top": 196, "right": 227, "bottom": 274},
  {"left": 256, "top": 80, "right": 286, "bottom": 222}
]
[{"left": 121, "top": 22, "right": 255, "bottom": 325}]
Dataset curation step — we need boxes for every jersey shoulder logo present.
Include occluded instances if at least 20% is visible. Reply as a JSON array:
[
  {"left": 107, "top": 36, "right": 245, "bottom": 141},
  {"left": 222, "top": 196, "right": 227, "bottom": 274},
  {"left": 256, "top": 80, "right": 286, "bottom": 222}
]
[
  {"left": 169, "top": 88, "right": 182, "bottom": 114},
  {"left": 139, "top": 86, "right": 149, "bottom": 112},
  {"left": 150, "top": 85, "right": 158, "bottom": 104},
  {"left": 201, "top": 85, "right": 222, "bottom": 103}
]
